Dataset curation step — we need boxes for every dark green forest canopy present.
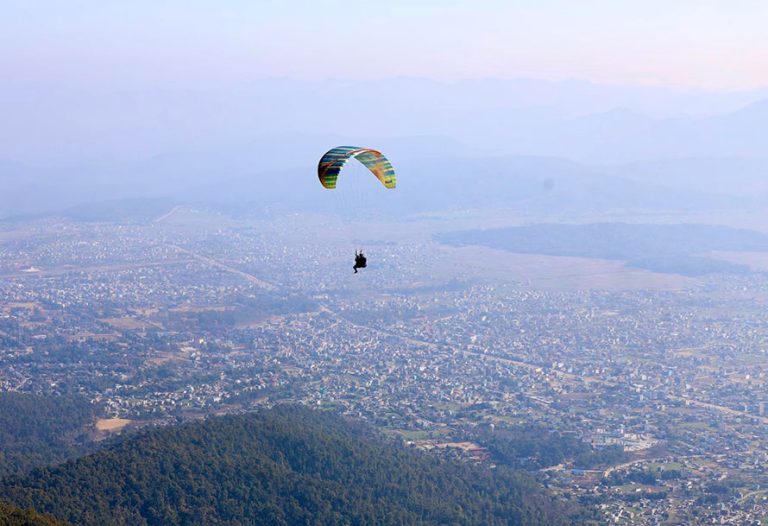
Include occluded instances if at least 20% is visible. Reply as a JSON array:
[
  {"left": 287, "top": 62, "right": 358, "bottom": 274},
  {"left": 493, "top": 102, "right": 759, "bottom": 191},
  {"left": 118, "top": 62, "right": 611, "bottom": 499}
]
[
  {"left": 465, "top": 423, "right": 629, "bottom": 471},
  {"left": 0, "top": 503, "right": 71, "bottom": 526},
  {"left": 437, "top": 223, "right": 768, "bottom": 276},
  {"left": 0, "top": 405, "right": 588, "bottom": 526},
  {"left": 0, "top": 393, "right": 96, "bottom": 479}
]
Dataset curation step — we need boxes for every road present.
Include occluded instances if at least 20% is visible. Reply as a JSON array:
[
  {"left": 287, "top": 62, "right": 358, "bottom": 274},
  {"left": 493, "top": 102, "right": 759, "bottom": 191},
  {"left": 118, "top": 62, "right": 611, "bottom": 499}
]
[{"left": 167, "top": 244, "right": 277, "bottom": 291}]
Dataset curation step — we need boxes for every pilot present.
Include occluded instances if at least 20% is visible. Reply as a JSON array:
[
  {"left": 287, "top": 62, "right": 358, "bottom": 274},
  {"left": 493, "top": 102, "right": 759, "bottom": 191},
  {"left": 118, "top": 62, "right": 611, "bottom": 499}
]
[{"left": 353, "top": 251, "right": 367, "bottom": 274}]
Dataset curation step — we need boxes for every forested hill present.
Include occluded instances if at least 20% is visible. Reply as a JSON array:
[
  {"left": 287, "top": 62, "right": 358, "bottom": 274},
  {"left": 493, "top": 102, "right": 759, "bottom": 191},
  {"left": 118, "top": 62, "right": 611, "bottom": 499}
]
[
  {"left": 0, "top": 406, "right": 586, "bottom": 526},
  {"left": 0, "top": 503, "right": 70, "bottom": 526},
  {"left": 0, "top": 393, "right": 96, "bottom": 479}
]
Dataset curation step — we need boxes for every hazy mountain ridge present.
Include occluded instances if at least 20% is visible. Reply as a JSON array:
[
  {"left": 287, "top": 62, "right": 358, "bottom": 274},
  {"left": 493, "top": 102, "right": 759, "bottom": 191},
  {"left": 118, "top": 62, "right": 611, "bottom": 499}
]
[
  {"left": 1, "top": 153, "right": 741, "bottom": 221},
  {"left": 2, "top": 78, "right": 767, "bottom": 218},
  {"left": 0, "top": 78, "right": 768, "bottom": 217},
  {"left": 2, "top": 78, "right": 767, "bottom": 165},
  {"left": 611, "top": 156, "right": 768, "bottom": 198}
]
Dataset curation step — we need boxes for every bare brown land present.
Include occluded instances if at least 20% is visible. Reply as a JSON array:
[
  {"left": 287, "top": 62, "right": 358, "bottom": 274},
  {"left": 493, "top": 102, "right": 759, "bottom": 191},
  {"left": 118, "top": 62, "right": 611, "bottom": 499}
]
[{"left": 95, "top": 418, "right": 132, "bottom": 432}]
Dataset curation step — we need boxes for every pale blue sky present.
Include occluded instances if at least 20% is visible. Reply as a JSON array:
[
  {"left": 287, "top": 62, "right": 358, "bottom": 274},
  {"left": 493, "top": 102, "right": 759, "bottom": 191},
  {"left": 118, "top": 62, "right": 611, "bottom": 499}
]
[{"left": 2, "top": 0, "right": 767, "bottom": 90}]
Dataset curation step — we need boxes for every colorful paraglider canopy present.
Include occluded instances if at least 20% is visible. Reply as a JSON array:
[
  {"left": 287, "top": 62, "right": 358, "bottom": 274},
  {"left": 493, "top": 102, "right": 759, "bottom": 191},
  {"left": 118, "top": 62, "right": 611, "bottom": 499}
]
[{"left": 318, "top": 146, "right": 396, "bottom": 190}]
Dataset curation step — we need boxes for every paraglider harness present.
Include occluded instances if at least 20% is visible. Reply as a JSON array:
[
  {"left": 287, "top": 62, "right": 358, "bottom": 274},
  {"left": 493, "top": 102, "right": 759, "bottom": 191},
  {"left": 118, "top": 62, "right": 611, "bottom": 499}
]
[{"left": 353, "top": 251, "right": 367, "bottom": 273}]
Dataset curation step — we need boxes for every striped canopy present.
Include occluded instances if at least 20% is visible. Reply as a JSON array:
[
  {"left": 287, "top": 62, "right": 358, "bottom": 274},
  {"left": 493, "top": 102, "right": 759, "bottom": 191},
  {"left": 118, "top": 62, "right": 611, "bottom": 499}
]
[{"left": 317, "top": 146, "right": 396, "bottom": 190}]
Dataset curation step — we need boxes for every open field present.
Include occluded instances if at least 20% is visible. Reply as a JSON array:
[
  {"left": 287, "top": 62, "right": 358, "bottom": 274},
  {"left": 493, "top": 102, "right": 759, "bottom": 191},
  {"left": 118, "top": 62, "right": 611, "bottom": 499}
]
[
  {"left": 100, "top": 317, "right": 159, "bottom": 330},
  {"left": 95, "top": 418, "right": 132, "bottom": 432},
  {"left": 432, "top": 245, "right": 694, "bottom": 290},
  {"left": 146, "top": 350, "right": 192, "bottom": 366}
]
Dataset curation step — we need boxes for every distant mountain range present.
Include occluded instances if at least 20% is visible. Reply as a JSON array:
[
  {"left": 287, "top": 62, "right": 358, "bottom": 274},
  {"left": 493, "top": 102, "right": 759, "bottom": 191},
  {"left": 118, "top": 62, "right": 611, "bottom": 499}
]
[
  {"left": 2, "top": 77, "right": 767, "bottom": 164},
  {"left": 0, "top": 151, "right": 754, "bottom": 221},
  {"left": 2, "top": 77, "right": 768, "bottom": 219}
]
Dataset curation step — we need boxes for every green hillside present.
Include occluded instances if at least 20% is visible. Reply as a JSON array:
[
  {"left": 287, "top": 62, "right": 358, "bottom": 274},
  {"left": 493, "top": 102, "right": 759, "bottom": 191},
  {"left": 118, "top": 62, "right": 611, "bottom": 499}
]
[
  {"left": 0, "top": 406, "right": 586, "bottom": 526},
  {"left": 0, "top": 393, "right": 95, "bottom": 478},
  {"left": 0, "top": 503, "right": 70, "bottom": 526}
]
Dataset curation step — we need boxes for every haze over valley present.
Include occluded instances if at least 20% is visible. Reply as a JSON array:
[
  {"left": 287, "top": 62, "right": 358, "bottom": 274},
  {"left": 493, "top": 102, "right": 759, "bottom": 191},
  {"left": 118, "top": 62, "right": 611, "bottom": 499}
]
[{"left": 3, "top": 1, "right": 768, "bottom": 525}]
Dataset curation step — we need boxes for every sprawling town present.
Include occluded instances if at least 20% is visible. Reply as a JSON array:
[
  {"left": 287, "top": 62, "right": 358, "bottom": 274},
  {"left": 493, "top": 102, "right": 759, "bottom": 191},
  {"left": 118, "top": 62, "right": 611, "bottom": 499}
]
[{"left": 2, "top": 210, "right": 768, "bottom": 525}]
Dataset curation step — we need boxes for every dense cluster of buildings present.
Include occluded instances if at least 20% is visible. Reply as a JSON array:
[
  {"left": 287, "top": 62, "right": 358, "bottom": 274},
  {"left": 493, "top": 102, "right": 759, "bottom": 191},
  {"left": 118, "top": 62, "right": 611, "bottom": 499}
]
[{"left": 2, "top": 215, "right": 768, "bottom": 522}]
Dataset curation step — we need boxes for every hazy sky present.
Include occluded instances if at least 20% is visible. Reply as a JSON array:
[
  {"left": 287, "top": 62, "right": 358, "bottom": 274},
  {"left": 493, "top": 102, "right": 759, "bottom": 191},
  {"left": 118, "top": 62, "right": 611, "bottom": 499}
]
[{"left": 3, "top": 0, "right": 767, "bottom": 90}]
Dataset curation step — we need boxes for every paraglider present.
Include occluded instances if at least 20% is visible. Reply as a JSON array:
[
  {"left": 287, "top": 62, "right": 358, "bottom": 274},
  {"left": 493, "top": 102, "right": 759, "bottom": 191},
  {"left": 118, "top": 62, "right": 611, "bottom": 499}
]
[{"left": 317, "top": 146, "right": 396, "bottom": 274}]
